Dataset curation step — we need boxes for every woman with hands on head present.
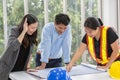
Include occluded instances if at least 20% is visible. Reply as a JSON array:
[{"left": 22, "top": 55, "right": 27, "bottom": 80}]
[
  {"left": 66, "top": 17, "right": 120, "bottom": 72},
  {"left": 0, "top": 14, "right": 38, "bottom": 80}
]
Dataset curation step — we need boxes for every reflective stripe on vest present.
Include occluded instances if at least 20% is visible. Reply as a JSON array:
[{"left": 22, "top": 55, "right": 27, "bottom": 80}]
[
  {"left": 100, "top": 26, "right": 109, "bottom": 64},
  {"left": 87, "top": 26, "right": 109, "bottom": 64}
]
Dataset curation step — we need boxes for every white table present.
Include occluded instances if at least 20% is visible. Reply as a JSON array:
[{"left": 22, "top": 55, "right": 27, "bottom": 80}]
[
  {"left": 10, "top": 71, "right": 113, "bottom": 80},
  {"left": 10, "top": 71, "right": 45, "bottom": 80},
  {"left": 9, "top": 63, "right": 113, "bottom": 80}
]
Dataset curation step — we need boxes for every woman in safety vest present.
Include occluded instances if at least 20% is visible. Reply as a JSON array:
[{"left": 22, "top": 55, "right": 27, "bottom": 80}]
[{"left": 66, "top": 17, "right": 120, "bottom": 72}]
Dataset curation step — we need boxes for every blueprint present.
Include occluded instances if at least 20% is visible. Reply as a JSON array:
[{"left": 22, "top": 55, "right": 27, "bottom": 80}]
[{"left": 28, "top": 63, "right": 105, "bottom": 79}]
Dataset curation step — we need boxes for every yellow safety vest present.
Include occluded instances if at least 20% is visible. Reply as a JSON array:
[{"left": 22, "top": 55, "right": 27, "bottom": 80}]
[{"left": 86, "top": 26, "right": 119, "bottom": 65}]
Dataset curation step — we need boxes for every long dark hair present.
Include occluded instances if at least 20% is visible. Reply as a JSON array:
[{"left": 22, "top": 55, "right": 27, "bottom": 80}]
[
  {"left": 84, "top": 17, "right": 101, "bottom": 30},
  {"left": 18, "top": 14, "right": 38, "bottom": 48}
]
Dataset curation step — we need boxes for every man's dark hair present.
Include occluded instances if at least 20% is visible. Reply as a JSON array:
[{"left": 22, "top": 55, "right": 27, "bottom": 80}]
[
  {"left": 84, "top": 17, "right": 101, "bottom": 30},
  {"left": 55, "top": 13, "right": 70, "bottom": 26}
]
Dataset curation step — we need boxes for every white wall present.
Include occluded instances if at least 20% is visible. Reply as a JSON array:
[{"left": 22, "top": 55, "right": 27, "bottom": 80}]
[
  {"left": 118, "top": 0, "right": 120, "bottom": 40},
  {"left": 102, "top": 0, "right": 118, "bottom": 31}
]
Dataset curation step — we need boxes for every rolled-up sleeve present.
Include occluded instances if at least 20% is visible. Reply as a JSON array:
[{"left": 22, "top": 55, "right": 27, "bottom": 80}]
[
  {"left": 0, "top": 28, "right": 21, "bottom": 73},
  {"left": 8, "top": 28, "right": 21, "bottom": 50}
]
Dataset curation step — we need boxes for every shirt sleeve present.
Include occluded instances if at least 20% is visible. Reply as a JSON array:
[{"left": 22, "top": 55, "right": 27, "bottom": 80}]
[
  {"left": 107, "top": 27, "right": 118, "bottom": 44},
  {"left": 62, "top": 25, "right": 72, "bottom": 63},
  {"left": 8, "top": 28, "right": 21, "bottom": 49},
  {"left": 40, "top": 26, "right": 52, "bottom": 63},
  {"left": 82, "top": 34, "right": 87, "bottom": 44}
]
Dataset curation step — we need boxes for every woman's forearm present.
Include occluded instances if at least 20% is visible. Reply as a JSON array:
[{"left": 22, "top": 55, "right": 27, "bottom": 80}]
[
  {"left": 17, "top": 31, "right": 26, "bottom": 43},
  {"left": 70, "top": 43, "right": 87, "bottom": 65}
]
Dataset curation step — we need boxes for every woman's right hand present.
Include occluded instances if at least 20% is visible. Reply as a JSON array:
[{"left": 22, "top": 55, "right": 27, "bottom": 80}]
[
  {"left": 66, "top": 63, "right": 73, "bottom": 72},
  {"left": 23, "top": 18, "right": 28, "bottom": 33},
  {"left": 17, "top": 18, "right": 28, "bottom": 43}
]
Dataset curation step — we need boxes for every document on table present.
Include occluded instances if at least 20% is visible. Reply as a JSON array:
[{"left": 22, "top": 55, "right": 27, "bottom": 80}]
[{"left": 28, "top": 63, "right": 106, "bottom": 79}]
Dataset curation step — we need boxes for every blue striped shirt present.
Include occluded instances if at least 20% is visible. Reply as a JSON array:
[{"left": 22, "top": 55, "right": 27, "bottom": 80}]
[{"left": 37, "top": 22, "right": 72, "bottom": 63}]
